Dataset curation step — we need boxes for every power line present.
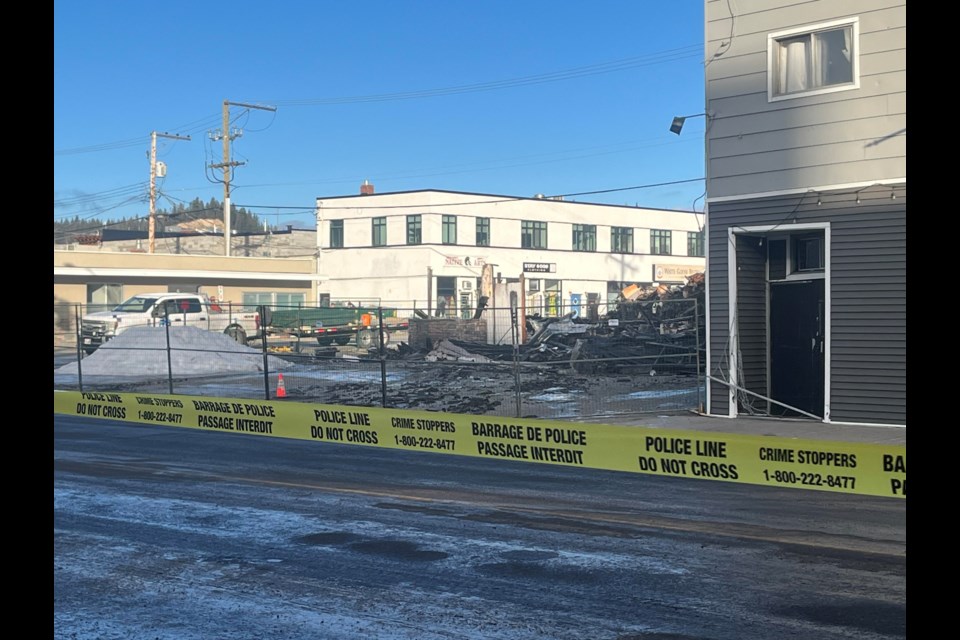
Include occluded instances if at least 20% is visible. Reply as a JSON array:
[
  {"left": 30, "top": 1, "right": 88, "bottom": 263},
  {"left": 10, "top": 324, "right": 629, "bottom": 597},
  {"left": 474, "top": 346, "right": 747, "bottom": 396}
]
[
  {"left": 54, "top": 114, "right": 221, "bottom": 156},
  {"left": 53, "top": 193, "right": 150, "bottom": 222},
  {"left": 54, "top": 45, "right": 701, "bottom": 155},
  {"left": 238, "top": 177, "right": 706, "bottom": 213},
  {"left": 53, "top": 182, "right": 148, "bottom": 208},
  {"left": 54, "top": 173, "right": 707, "bottom": 222},
  {"left": 270, "top": 46, "right": 702, "bottom": 106},
  {"left": 556, "top": 178, "right": 705, "bottom": 198}
]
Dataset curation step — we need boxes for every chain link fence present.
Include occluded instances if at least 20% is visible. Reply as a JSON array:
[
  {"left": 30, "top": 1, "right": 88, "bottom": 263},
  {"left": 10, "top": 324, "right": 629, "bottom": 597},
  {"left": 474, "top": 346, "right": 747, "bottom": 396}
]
[{"left": 54, "top": 297, "right": 705, "bottom": 420}]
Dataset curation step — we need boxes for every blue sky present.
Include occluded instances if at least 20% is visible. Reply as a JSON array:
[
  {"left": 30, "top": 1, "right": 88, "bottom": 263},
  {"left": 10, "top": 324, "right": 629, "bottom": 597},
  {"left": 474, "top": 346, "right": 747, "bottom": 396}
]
[{"left": 54, "top": 1, "right": 706, "bottom": 230}]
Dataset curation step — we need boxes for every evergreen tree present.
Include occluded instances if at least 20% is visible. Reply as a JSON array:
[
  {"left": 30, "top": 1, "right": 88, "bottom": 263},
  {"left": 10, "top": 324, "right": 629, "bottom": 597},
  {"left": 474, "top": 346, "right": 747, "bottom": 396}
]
[{"left": 55, "top": 195, "right": 275, "bottom": 243}]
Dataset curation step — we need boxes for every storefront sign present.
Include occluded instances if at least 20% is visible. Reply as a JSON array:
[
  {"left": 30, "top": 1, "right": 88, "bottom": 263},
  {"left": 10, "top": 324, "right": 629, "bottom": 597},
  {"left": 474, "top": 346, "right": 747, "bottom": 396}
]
[
  {"left": 523, "top": 262, "right": 556, "bottom": 273},
  {"left": 444, "top": 256, "right": 487, "bottom": 267},
  {"left": 653, "top": 264, "right": 702, "bottom": 283}
]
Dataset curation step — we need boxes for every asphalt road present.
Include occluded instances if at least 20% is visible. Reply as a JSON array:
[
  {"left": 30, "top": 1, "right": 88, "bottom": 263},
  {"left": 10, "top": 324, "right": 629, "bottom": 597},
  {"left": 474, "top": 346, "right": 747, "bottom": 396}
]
[{"left": 54, "top": 415, "right": 906, "bottom": 640}]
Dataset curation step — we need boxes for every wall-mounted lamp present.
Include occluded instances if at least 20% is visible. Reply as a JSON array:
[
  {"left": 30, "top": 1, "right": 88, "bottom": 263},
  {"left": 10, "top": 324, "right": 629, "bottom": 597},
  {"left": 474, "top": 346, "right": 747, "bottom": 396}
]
[
  {"left": 670, "top": 112, "right": 708, "bottom": 135},
  {"left": 891, "top": 188, "right": 897, "bottom": 200},
  {"left": 817, "top": 195, "right": 822, "bottom": 206}
]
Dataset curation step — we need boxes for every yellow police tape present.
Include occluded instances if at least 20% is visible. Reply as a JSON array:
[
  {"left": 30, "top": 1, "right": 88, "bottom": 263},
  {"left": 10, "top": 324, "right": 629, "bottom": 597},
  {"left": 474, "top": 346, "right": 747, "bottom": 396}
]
[{"left": 54, "top": 390, "right": 906, "bottom": 499}]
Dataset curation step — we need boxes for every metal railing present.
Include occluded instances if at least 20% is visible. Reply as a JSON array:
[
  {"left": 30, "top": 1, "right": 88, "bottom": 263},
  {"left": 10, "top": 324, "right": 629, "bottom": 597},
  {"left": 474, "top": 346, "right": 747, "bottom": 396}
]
[{"left": 54, "top": 298, "right": 705, "bottom": 419}]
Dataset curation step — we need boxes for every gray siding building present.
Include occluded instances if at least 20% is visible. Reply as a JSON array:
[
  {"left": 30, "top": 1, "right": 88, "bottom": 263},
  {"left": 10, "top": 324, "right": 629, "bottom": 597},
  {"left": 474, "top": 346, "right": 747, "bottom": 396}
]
[{"left": 703, "top": 0, "right": 905, "bottom": 426}]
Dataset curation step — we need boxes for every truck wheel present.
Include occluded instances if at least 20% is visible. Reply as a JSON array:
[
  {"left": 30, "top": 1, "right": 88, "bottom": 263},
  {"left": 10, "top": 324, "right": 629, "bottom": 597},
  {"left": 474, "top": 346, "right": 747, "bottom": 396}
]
[
  {"left": 357, "top": 329, "right": 390, "bottom": 349},
  {"left": 225, "top": 325, "right": 247, "bottom": 346},
  {"left": 334, "top": 336, "right": 351, "bottom": 346},
  {"left": 83, "top": 347, "right": 97, "bottom": 356},
  {"left": 357, "top": 329, "right": 376, "bottom": 349},
  {"left": 316, "top": 337, "right": 334, "bottom": 346}
]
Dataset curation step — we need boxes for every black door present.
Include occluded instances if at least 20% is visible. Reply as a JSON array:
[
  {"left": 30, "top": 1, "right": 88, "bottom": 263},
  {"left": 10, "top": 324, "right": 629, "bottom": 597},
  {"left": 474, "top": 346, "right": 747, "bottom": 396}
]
[{"left": 770, "top": 280, "right": 824, "bottom": 418}]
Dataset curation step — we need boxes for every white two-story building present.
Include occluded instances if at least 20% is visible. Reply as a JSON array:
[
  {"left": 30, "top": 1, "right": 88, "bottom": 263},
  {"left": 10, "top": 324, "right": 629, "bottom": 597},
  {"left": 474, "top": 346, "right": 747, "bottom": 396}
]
[{"left": 315, "top": 186, "right": 705, "bottom": 317}]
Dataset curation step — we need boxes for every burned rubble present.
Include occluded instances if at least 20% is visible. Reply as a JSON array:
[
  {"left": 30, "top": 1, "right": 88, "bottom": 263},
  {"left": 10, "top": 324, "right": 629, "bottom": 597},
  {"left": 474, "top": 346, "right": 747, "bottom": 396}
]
[
  {"left": 370, "top": 273, "right": 706, "bottom": 377},
  {"left": 290, "top": 274, "right": 705, "bottom": 417}
]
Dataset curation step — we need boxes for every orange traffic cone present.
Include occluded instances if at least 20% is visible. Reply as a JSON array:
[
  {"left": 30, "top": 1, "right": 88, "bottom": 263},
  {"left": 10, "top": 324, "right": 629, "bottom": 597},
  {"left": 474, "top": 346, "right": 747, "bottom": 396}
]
[{"left": 276, "top": 373, "right": 287, "bottom": 398}]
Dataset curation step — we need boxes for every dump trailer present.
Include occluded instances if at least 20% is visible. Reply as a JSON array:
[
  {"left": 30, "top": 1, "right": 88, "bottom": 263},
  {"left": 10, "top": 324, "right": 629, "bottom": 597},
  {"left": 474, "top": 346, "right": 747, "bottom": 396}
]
[{"left": 267, "top": 306, "right": 409, "bottom": 347}]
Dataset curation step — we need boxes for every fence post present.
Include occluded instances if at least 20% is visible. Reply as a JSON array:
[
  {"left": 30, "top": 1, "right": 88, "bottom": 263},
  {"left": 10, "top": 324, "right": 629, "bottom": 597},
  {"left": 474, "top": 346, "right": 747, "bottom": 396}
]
[
  {"left": 695, "top": 297, "right": 703, "bottom": 414},
  {"left": 74, "top": 305, "right": 84, "bottom": 392},
  {"left": 260, "top": 305, "right": 271, "bottom": 400},
  {"left": 296, "top": 302, "right": 302, "bottom": 353},
  {"left": 378, "top": 306, "right": 387, "bottom": 407},
  {"left": 510, "top": 292, "right": 521, "bottom": 417},
  {"left": 163, "top": 307, "right": 174, "bottom": 395}
]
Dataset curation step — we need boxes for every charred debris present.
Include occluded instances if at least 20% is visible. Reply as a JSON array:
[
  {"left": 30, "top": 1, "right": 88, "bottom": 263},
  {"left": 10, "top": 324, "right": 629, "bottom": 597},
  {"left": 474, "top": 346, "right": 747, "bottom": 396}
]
[{"left": 374, "top": 274, "right": 705, "bottom": 376}]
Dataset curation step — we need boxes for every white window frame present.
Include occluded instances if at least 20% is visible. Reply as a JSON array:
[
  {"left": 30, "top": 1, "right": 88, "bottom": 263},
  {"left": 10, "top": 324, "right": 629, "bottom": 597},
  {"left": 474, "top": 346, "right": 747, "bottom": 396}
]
[
  {"left": 767, "top": 17, "right": 859, "bottom": 102},
  {"left": 242, "top": 291, "right": 306, "bottom": 311},
  {"left": 86, "top": 283, "right": 124, "bottom": 307}
]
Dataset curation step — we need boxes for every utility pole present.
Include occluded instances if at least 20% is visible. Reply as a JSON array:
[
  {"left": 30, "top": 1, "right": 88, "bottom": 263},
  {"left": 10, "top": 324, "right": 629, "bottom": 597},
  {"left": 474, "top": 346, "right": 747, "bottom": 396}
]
[
  {"left": 149, "top": 131, "right": 191, "bottom": 254},
  {"left": 209, "top": 100, "right": 277, "bottom": 256}
]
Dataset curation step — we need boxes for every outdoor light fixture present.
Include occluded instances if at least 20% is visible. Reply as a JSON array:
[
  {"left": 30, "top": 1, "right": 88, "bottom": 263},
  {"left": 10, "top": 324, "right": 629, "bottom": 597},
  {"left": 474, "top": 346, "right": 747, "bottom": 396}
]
[{"left": 670, "top": 112, "right": 708, "bottom": 135}]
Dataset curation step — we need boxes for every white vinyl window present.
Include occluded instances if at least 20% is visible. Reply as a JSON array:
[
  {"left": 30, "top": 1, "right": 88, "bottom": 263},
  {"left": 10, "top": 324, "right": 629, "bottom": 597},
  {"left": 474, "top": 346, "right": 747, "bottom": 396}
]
[
  {"left": 86, "top": 283, "right": 123, "bottom": 307},
  {"left": 242, "top": 292, "right": 306, "bottom": 311},
  {"left": 768, "top": 18, "right": 858, "bottom": 101}
]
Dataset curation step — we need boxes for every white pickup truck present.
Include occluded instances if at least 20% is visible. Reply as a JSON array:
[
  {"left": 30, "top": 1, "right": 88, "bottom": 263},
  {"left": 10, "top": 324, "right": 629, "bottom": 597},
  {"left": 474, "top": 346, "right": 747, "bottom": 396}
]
[{"left": 79, "top": 292, "right": 265, "bottom": 354}]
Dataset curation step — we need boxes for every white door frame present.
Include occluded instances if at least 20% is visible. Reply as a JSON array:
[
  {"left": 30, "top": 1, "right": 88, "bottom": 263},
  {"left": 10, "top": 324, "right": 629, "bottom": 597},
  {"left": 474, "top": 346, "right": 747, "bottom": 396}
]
[{"left": 724, "top": 222, "right": 831, "bottom": 421}]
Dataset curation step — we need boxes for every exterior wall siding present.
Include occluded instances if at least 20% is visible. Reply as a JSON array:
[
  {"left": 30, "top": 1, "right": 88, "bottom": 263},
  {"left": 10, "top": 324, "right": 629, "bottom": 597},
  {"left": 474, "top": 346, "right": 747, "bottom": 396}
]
[
  {"left": 705, "top": 0, "right": 906, "bottom": 199},
  {"left": 706, "top": 186, "right": 905, "bottom": 424}
]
